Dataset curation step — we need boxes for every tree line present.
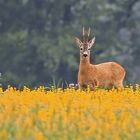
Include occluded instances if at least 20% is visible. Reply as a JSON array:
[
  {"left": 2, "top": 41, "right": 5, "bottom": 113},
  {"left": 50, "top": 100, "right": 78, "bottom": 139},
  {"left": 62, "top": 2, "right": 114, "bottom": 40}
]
[{"left": 0, "top": 0, "right": 140, "bottom": 88}]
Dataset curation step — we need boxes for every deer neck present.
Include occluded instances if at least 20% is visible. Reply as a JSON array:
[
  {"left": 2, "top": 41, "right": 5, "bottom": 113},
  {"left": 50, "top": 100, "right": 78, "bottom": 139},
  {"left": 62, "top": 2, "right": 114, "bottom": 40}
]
[{"left": 79, "top": 56, "right": 91, "bottom": 72}]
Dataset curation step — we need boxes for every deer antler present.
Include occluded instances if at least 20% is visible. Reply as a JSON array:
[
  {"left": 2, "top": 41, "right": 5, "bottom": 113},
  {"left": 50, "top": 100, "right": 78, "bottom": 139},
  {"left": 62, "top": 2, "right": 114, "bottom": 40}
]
[
  {"left": 82, "top": 27, "right": 90, "bottom": 43},
  {"left": 88, "top": 27, "right": 90, "bottom": 37},
  {"left": 82, "top": 27, "right": 85, "bottom": 36}
]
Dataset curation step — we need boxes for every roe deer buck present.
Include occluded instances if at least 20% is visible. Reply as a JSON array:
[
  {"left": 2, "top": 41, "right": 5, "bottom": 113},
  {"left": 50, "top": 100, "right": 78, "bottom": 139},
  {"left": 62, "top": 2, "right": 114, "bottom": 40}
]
[{"left": 75, "top": 27, "right": 126, "bottom": 90}]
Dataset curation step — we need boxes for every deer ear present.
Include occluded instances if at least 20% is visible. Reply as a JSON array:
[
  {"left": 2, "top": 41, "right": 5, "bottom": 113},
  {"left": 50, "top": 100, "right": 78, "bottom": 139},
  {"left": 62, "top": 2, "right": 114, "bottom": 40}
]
[
  {"left": 75, "top": 37, "right": 82, "bottom": 47},
  {"left": 89, "top": 37, "right": 95, "bottom": 48}
]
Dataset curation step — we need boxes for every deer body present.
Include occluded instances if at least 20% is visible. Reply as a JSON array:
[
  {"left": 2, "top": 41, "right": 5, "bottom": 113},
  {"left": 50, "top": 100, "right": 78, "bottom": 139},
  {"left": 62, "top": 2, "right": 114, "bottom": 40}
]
[
  {"left": 76, "top": 28, "right": 125, "bottom": 90},
  {"left": 78, "top": 61, "right": 125, "bottom": 90}
]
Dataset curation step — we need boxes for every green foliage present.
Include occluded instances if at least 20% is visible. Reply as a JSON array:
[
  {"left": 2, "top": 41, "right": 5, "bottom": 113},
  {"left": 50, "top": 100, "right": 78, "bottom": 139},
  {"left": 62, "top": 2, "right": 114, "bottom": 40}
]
[{"left": 0, "top": 0, "right": 140, "bottom": 87}]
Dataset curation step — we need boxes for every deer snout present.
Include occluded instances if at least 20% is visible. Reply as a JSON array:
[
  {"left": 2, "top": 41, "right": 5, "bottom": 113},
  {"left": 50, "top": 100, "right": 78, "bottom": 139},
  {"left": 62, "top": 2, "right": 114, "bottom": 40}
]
[{"left": 83, "top": 51, "right": 88, "bottom": 57}]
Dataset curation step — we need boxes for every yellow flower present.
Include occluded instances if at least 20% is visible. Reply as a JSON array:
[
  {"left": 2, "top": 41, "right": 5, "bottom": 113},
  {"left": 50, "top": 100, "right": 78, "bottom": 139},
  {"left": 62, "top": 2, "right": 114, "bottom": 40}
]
[
  {"left": 0, "top": 85, "right": 140, "bottom": 139},
  {"left": 38, "top": 108, "right": 48, "bottom": 122},
  {"left": 134, "top": 119, "right": 140, "bottom": 129},
  {"left": 0, "top": 130, "right": 8, "bottom": 139},
  {"left": 83, "top": 122, "right": 97, "bottom": 137},
  {"left": 34, "top": 132, "right": 47, "bottom": 140},
  {"left": 112, "top": 133, "right": 120, "bottom": 140},
  {"left": 0, "top": 87, "right": 3, "bottom": 93}
]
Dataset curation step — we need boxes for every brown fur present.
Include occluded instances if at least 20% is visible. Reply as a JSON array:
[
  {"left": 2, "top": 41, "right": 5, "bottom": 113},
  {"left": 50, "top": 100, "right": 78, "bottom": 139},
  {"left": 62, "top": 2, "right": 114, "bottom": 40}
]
[
  {"left": 78, "top": 60, "right": 125, "bottom": 90},
  {"left": 76, "top": 28, "right": 126, "bottom": 90}
]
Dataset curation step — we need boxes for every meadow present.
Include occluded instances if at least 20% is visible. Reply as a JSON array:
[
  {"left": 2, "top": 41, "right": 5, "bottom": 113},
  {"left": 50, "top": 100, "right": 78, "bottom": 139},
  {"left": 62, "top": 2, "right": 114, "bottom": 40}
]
[{"left": 0, "top": 85, "right": 140, "bottom": 140}]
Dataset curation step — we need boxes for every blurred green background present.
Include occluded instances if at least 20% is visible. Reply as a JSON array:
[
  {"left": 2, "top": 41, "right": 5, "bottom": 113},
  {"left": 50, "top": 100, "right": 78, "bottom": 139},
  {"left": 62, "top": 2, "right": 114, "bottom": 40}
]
[{"left": 0, "top": 0, "right": 140, "bottom": 88}]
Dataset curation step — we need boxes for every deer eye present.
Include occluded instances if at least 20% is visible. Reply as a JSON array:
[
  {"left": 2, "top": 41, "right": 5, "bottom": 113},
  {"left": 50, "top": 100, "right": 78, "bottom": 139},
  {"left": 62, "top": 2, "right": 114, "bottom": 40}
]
[
  {"left": 80, "top": 48, "right": 83, "bottom": 50},
  {"left": 88, "top": 48, "right": 91, "bottom": 50}
]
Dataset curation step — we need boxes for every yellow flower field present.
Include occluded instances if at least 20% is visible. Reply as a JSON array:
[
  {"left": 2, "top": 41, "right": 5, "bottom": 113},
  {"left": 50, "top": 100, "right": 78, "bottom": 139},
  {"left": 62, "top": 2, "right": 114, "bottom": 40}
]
[{"left": 0, "top": 85, "right": 140, "bottom": 140}]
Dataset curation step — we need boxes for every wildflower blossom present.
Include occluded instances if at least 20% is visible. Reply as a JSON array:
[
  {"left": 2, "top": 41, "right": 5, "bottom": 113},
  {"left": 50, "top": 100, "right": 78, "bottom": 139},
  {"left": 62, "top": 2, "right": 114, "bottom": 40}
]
[{"left": 0, "top": 86, "right": 140, "bottom": 139}]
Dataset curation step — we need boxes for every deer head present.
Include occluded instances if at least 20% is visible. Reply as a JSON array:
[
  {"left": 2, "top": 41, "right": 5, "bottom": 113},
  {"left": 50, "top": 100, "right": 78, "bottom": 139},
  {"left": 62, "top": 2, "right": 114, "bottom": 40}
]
[{"left": 75, "top": 27, "right": 95, "bottom": 58}]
